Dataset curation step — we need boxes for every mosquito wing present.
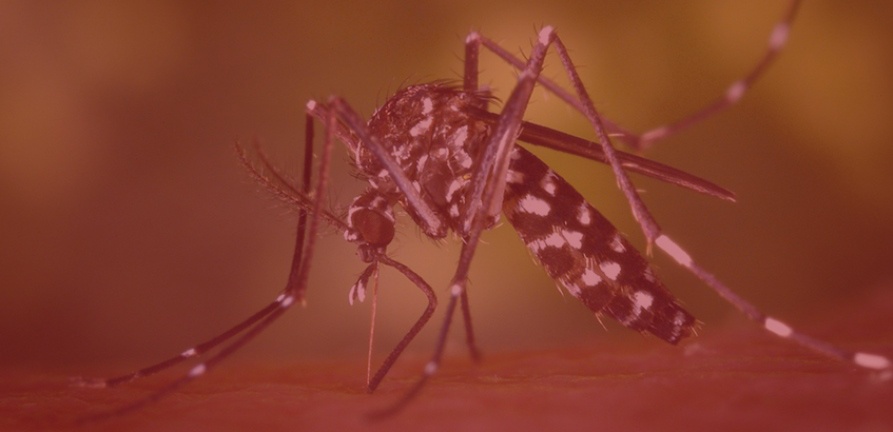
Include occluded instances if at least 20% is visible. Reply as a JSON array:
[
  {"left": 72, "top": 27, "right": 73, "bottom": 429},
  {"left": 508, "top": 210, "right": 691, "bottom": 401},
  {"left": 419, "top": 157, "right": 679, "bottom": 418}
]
[{"left": 471, "top": 108, "right": 735, "bottom": 202}]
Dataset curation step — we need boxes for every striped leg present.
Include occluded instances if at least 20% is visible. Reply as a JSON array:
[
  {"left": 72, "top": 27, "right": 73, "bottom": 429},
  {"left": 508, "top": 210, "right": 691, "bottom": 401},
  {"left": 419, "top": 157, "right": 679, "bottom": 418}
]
[
  {"left": 75, "top": 102, "right": 336, "bottom": 422},
  {"left": 656, "top": 234, "right": 891, "bottom": 372},
  {"left": 469, "top": 0, "right": 801, "bottom": 152}
]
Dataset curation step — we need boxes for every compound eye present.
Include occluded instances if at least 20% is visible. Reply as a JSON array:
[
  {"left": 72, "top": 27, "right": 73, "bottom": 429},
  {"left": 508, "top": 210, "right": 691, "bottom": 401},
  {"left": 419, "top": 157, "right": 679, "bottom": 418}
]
[{"left": 349, "top": 208, "right": 395, "bottom": 247}]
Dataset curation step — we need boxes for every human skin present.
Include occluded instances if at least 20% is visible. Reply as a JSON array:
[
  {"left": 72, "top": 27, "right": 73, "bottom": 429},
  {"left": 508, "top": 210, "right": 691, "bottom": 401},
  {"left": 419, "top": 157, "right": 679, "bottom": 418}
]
[{"left": 5, "top": 288, "right": 891, "bottom": 432}]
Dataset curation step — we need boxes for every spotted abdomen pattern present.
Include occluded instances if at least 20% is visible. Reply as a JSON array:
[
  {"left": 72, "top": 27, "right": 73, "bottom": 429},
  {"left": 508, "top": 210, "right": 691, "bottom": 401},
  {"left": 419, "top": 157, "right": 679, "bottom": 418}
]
[{"left": 503, "top": 146, "right": 696, "bottom": 344}]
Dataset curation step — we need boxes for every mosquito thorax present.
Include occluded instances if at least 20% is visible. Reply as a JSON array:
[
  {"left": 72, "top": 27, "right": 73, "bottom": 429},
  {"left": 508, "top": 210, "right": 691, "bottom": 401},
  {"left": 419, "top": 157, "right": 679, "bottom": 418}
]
[{"left": 355, "top": 83, "right": 493, "bottom": 237}]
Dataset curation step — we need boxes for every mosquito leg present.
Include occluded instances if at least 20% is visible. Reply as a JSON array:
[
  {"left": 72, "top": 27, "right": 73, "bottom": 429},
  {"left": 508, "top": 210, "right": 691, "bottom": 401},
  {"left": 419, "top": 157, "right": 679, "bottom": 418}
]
[
  {"left": 72, "top": 299, "right": 285, "bottom": 390},
  {"left": 371, "top": 215, "right": 495, "bottom": 419},
  {"left": 475, "top": 0, "right": 802, "bottom": 152},
  {"left": 366, "top": 254, "right": 438, "bottom": 392},
  {"left": 459, "top": 290, "right": 482, "bottom": 362},
  {"left": 76, "top": 114, "right": 322, "bottom": 391},
  {"left": 282, "top": 109, "right": 318, "bottom": 297},
  {"left": 463, "top": 30, "right": 480, "bottom": 94},
  {"left": 77, "top": 297, "right": 296, "bottom": 423},
  {"left": 278, "top": 100, "right": 335, "bottom": 303},
  {"left": 632, "top": 0, "right": 801, "bottom": 151},
  {"left": 455, "top": 27, "right": 491, "bottom": 365},
  {"left": 655, "top": 234, "right": 892, "bottom": 373},
  {"left": 368, "top": 288, "right": 458, "bottom": 419},
  {"left": 79, "top": 103, "right": 337, "bottom": 422}
]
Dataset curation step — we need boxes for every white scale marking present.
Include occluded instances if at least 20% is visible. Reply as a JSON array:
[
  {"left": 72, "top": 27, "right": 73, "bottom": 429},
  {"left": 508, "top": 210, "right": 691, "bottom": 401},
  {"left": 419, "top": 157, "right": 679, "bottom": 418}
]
[
  {"left": 506, "top": 169, "right": 524, "bottom": 184},
  {"left": 540, "top": 173, "right": 557, "bottom": 196},
  {"left": 458, "top": 152, "right": 473, "bottom": 169},
  {"left": 673, "top": 311, "right": 687, "bottom": 326},
  {"left": 656, "top": 234, "right": 692, "bottom": 268},
  {"left": 349, "top": 280, "right": 366, "bottom": 305},
  {"left": 410, "top": 117, "right": 433, "bottom": 137},
  {"left": 764, "top": 317, "right": 793, "bottom": 338},
  {"left": 725, "top": 80, "right": 747, "bottom": 103},
  {"left": 577, "top": 204, "right": 591, "bottom": 226},
  {"left": 599, "top": 261, "right": 621, "bottom": 281},
  {"left": 609, "top": 234, "right": 625, "bottom": 253},
  {"left": 633, "top": 291, "right": 654, "bottom": 310},
  {"left": 449, "top": 204, "right": 459, "bottom": 218},
  {"left": 670, "top": 311, "right": 687, "bottom": 339},
  {"left": 446, "top": 178, "right": 465, "bottom": 202},
  {"left": 581, "top": 268, "right": 602, "bottom": 286},
  {"left": 621, "top": 291, "right": 654, "bottom": 324},
  {"left": 562, "top": 230, "right": 583, "bottom": 249},
  {"left": 528, "top": 232, "right": 566, "bottom": 252},
  {"left": 450, "top": 125, "right": 468, "bottom": 149},
  {"left": 544, "top": 232, "right": 566, "bottom": 248},
  {"left": 563, "top": 283, "right": 582, "bottom": 297},
  {"left": 391, "top": 143, "right": 412, "bottom": 162},
  {"left": 640, "top": 126, "right": 669, "bottom": 143},
  {"left": 539, "top": 26, "right": 554, "bottom": 45},
  {"left": 280, "top": 295, "right": 295, "bottom": 308},
  {"left": 854, "top": 352, "right": 891, "bottom": 370},
  {"left": 422, "top": 97, "right": 434, "bottom": 115},
  {"left": 424, "top": 361, "right": 438, "bottom": 375},
  {"left": 188, "top": 364, "right": 206, "bottom": 378},
  {"left": 517, "top": 195, "right": 551, "bottom": 216},
  {"left": 769, "top": 23, "right": 790, "bottom": 49}
]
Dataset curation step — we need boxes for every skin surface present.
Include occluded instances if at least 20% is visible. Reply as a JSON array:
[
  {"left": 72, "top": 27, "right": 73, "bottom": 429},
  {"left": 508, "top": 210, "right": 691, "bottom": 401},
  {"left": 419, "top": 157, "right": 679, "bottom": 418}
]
[{"left": 4, "top": 287, "right": 891, "bottom": 432}]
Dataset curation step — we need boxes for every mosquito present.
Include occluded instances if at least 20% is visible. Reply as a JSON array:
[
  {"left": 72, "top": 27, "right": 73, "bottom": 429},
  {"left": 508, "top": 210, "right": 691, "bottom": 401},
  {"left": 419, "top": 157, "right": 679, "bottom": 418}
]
[{"left": 77, "top": 0, "right": 890, "bottom": 420}]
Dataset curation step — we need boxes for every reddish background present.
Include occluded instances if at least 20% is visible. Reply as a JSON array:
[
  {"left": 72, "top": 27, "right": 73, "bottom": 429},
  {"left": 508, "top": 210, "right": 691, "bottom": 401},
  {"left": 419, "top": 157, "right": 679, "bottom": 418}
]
[{"left": 1, "top": 1, "right": 892, "bottom": 431}]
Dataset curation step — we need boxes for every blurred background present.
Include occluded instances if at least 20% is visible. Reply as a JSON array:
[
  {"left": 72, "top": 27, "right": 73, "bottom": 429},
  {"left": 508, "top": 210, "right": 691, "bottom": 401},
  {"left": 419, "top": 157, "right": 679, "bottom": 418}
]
[{"left": 1, "top": 1, "right": 891, "bottom": 374}]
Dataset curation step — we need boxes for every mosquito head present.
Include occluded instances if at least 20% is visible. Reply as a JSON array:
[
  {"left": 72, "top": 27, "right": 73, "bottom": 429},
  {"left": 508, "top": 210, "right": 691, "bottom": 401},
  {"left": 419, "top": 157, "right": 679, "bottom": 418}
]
[{"left": 344, "top": 188, "right": 397, "bottom": 262}]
